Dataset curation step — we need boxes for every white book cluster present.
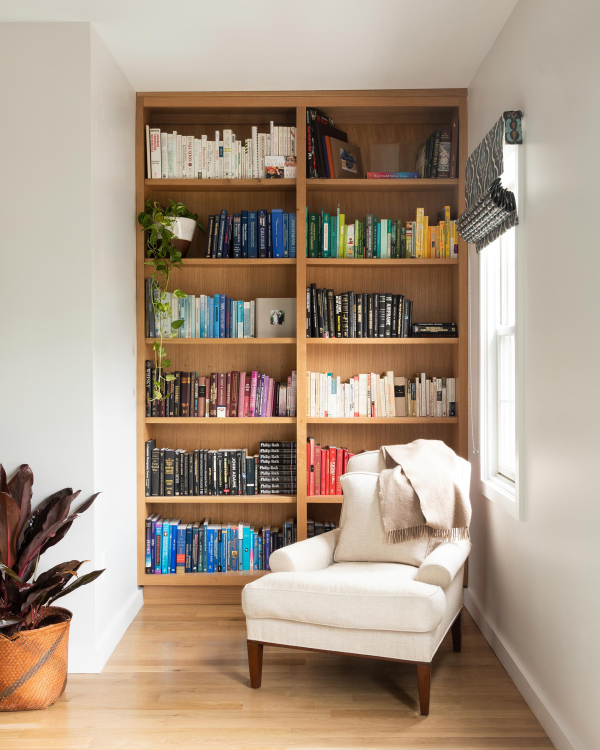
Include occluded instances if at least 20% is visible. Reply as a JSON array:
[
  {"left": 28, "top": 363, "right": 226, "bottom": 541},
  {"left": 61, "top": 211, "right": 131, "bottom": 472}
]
[
  {"left": 307, "top": 371, "right": 456, "bottom": 418},
  {"left": 146, "top": 123, "right": 296, "bottom": 179}
]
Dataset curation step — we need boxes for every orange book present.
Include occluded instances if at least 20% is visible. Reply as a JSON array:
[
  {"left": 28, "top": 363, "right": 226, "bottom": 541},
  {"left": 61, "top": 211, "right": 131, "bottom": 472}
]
[
  {"left": 335, "top": 448, "right": 344, "bottom": 495},
  {"left": 321, "top": 448, "right": 329, "bottom": 496}
]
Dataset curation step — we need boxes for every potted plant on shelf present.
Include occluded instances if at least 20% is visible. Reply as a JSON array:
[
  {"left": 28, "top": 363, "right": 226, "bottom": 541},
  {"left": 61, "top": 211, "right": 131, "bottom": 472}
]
[
  {"left": 0, "top": 464, "right": 103, "bottom": 711},
  {"left": 138, "top": 199, "right": 205, "bottom": 407}
]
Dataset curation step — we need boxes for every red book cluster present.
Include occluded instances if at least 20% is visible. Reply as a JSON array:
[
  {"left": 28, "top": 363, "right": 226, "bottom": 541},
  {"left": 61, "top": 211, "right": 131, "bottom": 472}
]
[{"left": 307, "top": 438, "right": 354, "bottom": 497}]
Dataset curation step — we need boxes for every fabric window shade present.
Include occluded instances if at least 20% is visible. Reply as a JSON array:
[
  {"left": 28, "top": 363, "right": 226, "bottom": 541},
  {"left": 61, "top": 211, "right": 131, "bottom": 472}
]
[{"left": 457, "top": 111, "right": 522, "bottom": 252}]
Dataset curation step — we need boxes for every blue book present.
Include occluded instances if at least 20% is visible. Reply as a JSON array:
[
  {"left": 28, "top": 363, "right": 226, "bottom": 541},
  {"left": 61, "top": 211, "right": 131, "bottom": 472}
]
[
  {"left": 217, "top": 209, "right": 227, "bottom": 258},
  {"left": 241, "top": 211, "right": 249, "bottom": 257},
  {"left": 219, "top": 295, "right": 226, "bottom": 338},
  {"left": 208, "top": 297, "right": 215, "bottom": 338},
  {"left": 213, "top": 294, "right": 220, "bottom": 338},
  {"left": 231, "top": 526, "right": 238, "bottom": 571},
  {"left": 202, "top": 519, "right": 209, "bottom": 572},
  {"left": 221, "top": 525, "right": 227, "bottom": 572},
  {"left": 232, "top": 214, "right": 242, "bottom": 258},
  {"left": 237, "top": 300, "right": 243, "bottom": 338},
  {"left": 206, "top": 525, "right": 215, "bottom": 573},
  {"left": 192, "top": 523, "right": 200, "bottom": 572},
  {"left": 272, "top": 209, "right": 284, "bottom": 258},
  {"left": 176, "top": 523, "right": 186, "bottom": 574},
  {"left": 257, "top": 210, "right": 267, "bottom": 258},
  {"left": 228, "top": 298, "right": 234, "bottom": 338},
  {"left": 243, "top": 524, "right": 251, "bottom": 570},
  {"left": 258, "top": 534, "right": 263, "bottom": 571},
  {"left": 248, "top": 211, "right": 258, "bottom": 258},
  {"left": 154, "top": 519, "right": 162, "bottom": 574},
  {"left": 200, "top": 295, "right": 205, "bottom": 338},
  {"left": 265, "top": 527, "right": 271, "bottom": 570},
  {"left": 283, "top": 213, "right": 289, "bottom": 257},
  {"left": 267, "top": 212, "right": 272, "bottom": 257},
  {"left": 212, "top": 526, "right": 220, "bottom": 572},
  {"left": 185, "top": 524, "right": 193, "bottom": 573},
  {"left": 162, "top": 518, "right": 171, "bottom": 574},
  {"left": 289, "top": 212, "right": 296, "bottom": 258},
  {"left": 253, "top": 530, "right": 259, "bottom": 570},
  {"left": 170, "top": 518, "right": 179, "bottom": 574},
  {"left": 150, "top": 515, "right": 159, "bottom": 574}
]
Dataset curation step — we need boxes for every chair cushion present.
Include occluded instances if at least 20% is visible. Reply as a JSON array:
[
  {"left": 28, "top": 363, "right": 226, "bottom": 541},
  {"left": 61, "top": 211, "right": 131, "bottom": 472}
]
[
  {"left": 242, "top": 562, "right": 446, "bottom": 633},
  {"left": 335, "top": 472, "right": 430, "bottom": 567},
  {"left": 346, "top": 449, "right": 385, "bottom": 474}
]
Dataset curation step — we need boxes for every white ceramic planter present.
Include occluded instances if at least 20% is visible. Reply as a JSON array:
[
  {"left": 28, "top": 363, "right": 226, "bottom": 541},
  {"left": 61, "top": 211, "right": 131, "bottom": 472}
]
[{"left": 167, "top": 216, "right": 197, "bottom": 256}]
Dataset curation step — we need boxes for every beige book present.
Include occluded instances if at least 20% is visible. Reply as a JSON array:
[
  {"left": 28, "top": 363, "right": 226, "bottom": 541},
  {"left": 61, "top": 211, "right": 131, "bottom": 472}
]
[
  {"left": 394, "top": 376, "right": 407, "bottom": 417},
  {"left": 386, "top": 371, "right": 396, "bottom": 417}
]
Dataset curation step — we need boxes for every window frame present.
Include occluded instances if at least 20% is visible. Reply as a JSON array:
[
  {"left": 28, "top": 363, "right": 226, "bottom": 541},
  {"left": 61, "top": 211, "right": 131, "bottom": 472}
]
[{"left": 479, "top": 143, "right": 525, "bottom": 521}]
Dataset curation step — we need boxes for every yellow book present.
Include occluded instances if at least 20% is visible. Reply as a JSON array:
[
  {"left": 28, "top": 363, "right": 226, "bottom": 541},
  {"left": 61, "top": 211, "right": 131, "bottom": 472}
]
[
  {"left": 339, "top": 214, "right": 345, "bottom": 258},
  {"left": 444, "top": 206, "right": 451, "bottom": 258},
  {"left": 411, "top": 208, "right": 424, "bottom": 257},
  {"left": 423, "top": 215, "right": 429, "bottom": 258},
  {"left": 439, "top": 221, "right": 445, "bottom": 259},
  {"left": 430, "top": 226, "right": 437, "bottom": 258}
]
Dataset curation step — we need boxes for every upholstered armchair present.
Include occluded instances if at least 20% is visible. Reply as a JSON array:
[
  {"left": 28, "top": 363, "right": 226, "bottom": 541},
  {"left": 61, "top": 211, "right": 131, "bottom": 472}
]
[{"left": 242, "top": 450, "right": 471, "bottom": 715}]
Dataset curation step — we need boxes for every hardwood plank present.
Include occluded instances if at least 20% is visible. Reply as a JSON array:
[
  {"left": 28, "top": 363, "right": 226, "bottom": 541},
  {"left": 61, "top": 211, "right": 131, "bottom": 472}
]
[
  {"left": 146, "top": 178, "right": 295, "bottom": 192},
  {"left": 306, "top": 178, "right": 458, "bottom": 192},
  {"left": 143, "top": 495, "right": 295, "bottom": 504}
]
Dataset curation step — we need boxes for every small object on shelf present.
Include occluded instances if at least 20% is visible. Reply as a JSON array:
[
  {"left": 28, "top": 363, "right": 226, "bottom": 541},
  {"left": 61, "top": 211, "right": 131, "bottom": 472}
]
[
  {"left": 366, "top": 172, "right": 419, "bottom": 179},
  {"left": 412, "top": 323, "right": 458, "bottom": 338},
  {"left": 329, "top": 138, "right": 363, "bottom": 179},
  {"left": 254, "top": 298, "right": 297, "bottom": 339}
]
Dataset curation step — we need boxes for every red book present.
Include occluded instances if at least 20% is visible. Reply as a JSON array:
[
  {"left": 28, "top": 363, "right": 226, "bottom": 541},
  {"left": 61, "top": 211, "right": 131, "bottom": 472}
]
[
  {"left": 328, "top": 446, "right": 336, "bottom": 495},
  {"left": 343, "top": 448, "right": 349, "bottom": 475},
  {"left": 197, "top": 376, "right": 207, "bottom": 418},
  {"left": 314, "top": 445, "right": 321, "bottom": 496},
  {"left": 209, "top": 373, "right": 217, "bottom": 417},
  {"left": 225, "top": 372, "right": 232, "bottom": 417},
  {"left": 335, "top": 448, "right": 344, "bottom": 495},
  {"left": 237, "top": 372, "right": 246, "bottom": 417},
  {"left": 307, "top": 438, "right": 315, "bottom": 496},
  {"left": 320, "top": 448, "right": 328, "bottom": 496}
]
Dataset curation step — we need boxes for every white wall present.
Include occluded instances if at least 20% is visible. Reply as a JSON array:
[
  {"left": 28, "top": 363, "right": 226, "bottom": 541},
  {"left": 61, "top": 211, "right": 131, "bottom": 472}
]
[
  {"left": 466, "top": 2, "right": 600, "bottom": 749},
  {"left": 0, "top": 22, "right": 139, "bottom": 672}
]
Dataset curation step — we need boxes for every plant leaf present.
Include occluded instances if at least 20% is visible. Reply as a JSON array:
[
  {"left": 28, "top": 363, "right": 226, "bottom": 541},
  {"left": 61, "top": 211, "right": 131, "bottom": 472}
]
[
  {"left": 0, "top": 465, "right": 9, "bottom": 494},
  {"left": 0, "top": 492, "right": 20, "bottom": 568},
  {"left": 71, "top": 492, "right": 99, "bottom": 517},
  {"left": 0, "top": 617, "right": 21, "bottom": 629},
  {"left": 8, "top": 465, "right": 34, "bottom": 544},
  {"left": 48, "top": 569, "right": 105, "bottom": 604},
  {"left": 0, "top": 561, "right": 27, "bottom": 587},
  {"left": 18, "top": 488, "right": 72, "bottom": 557}
]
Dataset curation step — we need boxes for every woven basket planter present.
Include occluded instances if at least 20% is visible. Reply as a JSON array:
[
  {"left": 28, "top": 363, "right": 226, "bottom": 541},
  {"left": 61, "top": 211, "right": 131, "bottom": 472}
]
[{"left": 0, "top": 607, "right": 71, "bottom": 711}]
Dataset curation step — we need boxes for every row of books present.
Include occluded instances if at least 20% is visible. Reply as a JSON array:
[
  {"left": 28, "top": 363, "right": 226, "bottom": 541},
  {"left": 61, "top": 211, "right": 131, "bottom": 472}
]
[
  {"left": 146, "top": 281, "right": 257, "bottom": 339},
  {"left": 146, "top": 124, "right": 297, "bottom": 180},
  {"left": 307, "top": 287, "right": 414, "bottom": 339},
  {"left": 306, "top": 440, "right": 353, "bottom": 496},
  {"left": 145, "top": 367, "right": 297, "bottom": 418},
  {"left": 144, "top": 516, "right": 298, "bottom": 574},
  {"left": 307, "top": 370, "right": 457, "bottom": 418},
  {"left": 205, "top": 209, "right": 297, "bottom": 259},
  {"left": 144, "top": 442, "right": 297, "bottom": 497},
  {"left": 416, "top": 123, "right": 459, "bottom": 179},
  {"left": 306, "top": 206, "right": 458, "bottom": 259},
  {"left": 307, "top": 519, "right": 338, "bottom": 535}
]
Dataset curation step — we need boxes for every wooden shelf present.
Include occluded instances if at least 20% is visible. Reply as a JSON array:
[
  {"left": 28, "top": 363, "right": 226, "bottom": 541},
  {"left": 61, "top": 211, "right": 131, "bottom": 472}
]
[
  {"left": 181, "top": 258, "right": 296, "bottom": 266},
  {"left": 306, "top": 417, "right": 459, "bottom": 424},
  {"left": 146, "top": 178, "right": 295, "bottom": 192},
  {"left": 145, "top": 495, "right": 296, "bottom": 504},
  {"left": 306, "top": 258, "right": 458, "bottom": 266},
  {"left": 145, "top": 338, "right": 296, "bottom": 345},
  {"left": 146, "top": 417, "right": 296, "bottom": 424},
  {"left": 308, "top": 496, "right": 344, "bottom": 504},
  {"left": 307, "top": 338, "right": 458, "bottom": 345},
  {"left": 307, "top": 178, "right": 458, "bottom": 192},
  {"left": 141, "top": 571, "right": 270, "bottom": 586}
]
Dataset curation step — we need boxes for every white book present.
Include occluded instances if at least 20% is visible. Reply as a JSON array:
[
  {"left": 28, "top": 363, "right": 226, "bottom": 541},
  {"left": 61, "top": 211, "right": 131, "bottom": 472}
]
[
  {"left": 201, "top": 135, "right": 208, "bottom": 179},
  {"left": 145, "top": 124, "right": 151, "bottom": 177},
  {"left": 258, "top": 133, "right": 267, "bottom": 178},
  {"left": 251, "top": 127, "right": 259, "bottom": 178},
  {"left": 380, "top": 220, "right": 388, "bottom": 259},
  {"left": 320, "top": 373, "right": 326, "bottom": 417},
  {"left": 283, "top": 127, "right": 289, "bottom": 158},
  {"left": 187, "top": 135, "right": 194, "bottom": 178},
  {"left": 218, "top": 142, "right": 224, "bottom": 177},
  {"left": 160, "top": 133, "right": 168, "bottom": 178},
  {"left": 443, "top": 382, "right": 448, "bottom": 416},
  {"left": 449, "top": 378, "right": 455, "bottom": 417},
  {"left": 207, "top": 141, "right": 213, "bottom": 179},
  {"left": 420, "top": 372, "right": 427, "bottom": 417},
  {"left": 336, "top": 376, "right": 342, "bottom": 417},
  {"left": 176, "top": 134, "right": 182, "bottom": 178},
  {"left": 269, "top": 121, "right": 274, "bottom": 155},
  {"left": 386, "top": 371, "right": 396, "bottom": 416},
  {"left": 273, "top": 126, "right": 279, "bottom": 156},
  {"left": 310, "top": 372, "right": 317, "bottom": 417},
  {"left": 426, "top": 379, "right": 431, "bottom": 417},
  {"left": 194, "top": 138, "right": 200, "bottom": 178},
  {"left": 223, "top": 129, "right": 232, "bottom": 178},
  {"left": 167, "top": 133, "right": 174, "bottom": 177},
  {"left": 371, "top": 373, "right": 377, "bottom": 416},
  {"left": 290, "top": 127, "right": 296, "bottom": 156},
  {"left": 250, "top": 300, "right": 255, "bottom": 337},
  {"left": 214, "top": 131, "right": 220, "bottom": 178},
  {"left": 279, "top": 128, "right": 284, "bottom": 158},
  {"left": 149, "top": 128, "right": 161, "bottom": 178}
]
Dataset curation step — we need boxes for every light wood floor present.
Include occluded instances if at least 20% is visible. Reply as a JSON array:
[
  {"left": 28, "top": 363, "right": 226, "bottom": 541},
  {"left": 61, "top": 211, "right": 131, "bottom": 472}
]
[{"left": 0, "top": 604, "right": 554, "bottom": 749}]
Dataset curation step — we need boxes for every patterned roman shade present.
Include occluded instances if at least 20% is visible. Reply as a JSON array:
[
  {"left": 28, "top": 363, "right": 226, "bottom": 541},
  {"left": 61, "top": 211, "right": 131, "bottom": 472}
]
[{"left": 457, "top": 111, "right": 523, "bottom": 252}]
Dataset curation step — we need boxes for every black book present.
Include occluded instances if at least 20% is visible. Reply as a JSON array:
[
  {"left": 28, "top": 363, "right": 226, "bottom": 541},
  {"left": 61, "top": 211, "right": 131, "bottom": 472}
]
[
  {"left": 397, "top": 295, "right": 404, "bottom": 337},
  {"left": 378, "top": 294, "right": 386, "bottom": 338},
  {"left": 411, "top": 323, "right": 458, "bottom": 337},
  {"left": 260, "top": 441, "right": 296, "bottom": 449},
  {"left": 384, "top": 294, "right": 392, "bottom": 338},
  {"left": 356, "top": 294, "right": 363, "bottom": 338},
  {"left": 310, "top": 283, "right": 319, "bottom": 338},
  {"left": 390, "top": 295, "right": 398, "bottom": 338},
  {"left": 362, "top": 294, "right": 368, "bottom": 335},
  {"left": 335, "top": 295, "right": 342, "bottom": 337},
  {"left": 164, "top": 449, "right": 175, "bottom": 496},
  {"left": 145, "top": 361, "right": 152, "bottom": 417},
  {"left": 267, "top": 212, "right": 272, "bottom": 258},
  {"left": 150, "top": 449, "right": 160, "bottom": 496},
  {"left": 327, "top": 290, "right": 335, "bottom": 337},
  {"left": 145, "top": 439, "right": 156, "bottom": 496},
  {"left": 182, "top": 453, "right": 188, "bottom": 496},
  {"left": 168, "top": 378, "right": 175, "bottom": 417},
  {"left": 348, "top": 292, "right": 355, "bottom": 338},
  {"left": 341, "top": 293, "right": 349, "bottom": 338},
  {"left": 258, "top": 210, "right": 268, "bottom": 257},
  {"left": 217, "top": 452, "right": 224, "bottom": 494},
  {"left": 174, "top": 372, "right": 181, "bottom": 417},
  {"left": 306, "top": 287, "right": 311, "bottom": 338},
  {"left": 216, "top": 209, "right": 227, "bottom": 258},
  {"left": 159, "top": 449, "right": 165, "bottom": 496},
  {"left": 373, "top": 295, "right": 379, "bottom": 338},
  {"left": 205, "top": 215, "right": 215, "bottom": 257},
  {"left": 151, "top": 369, "right": 158, "bottom": 417},
  {"left": 316, "top": 288, "right": 324, "bottom": 338},
  {"left": 193, "top": 450, "right": 200, "bottom": 495},
  {"left": 210, "top": 213, "right": 220, "bottom": 257},
  {"left": 408, "top": 300, "right": 413, "bottom": 337},
  {"left": 246, "top": 457, "right": 256, "bottom": 495},
  {"left": 321, "top": 290, "right": 328, "bottom": 338},
  {"left": 402, "top": 298, "right": 410, "bottom": 338},
  {"left": 367, "top": 294, "right": 374, "bottom": 337}
]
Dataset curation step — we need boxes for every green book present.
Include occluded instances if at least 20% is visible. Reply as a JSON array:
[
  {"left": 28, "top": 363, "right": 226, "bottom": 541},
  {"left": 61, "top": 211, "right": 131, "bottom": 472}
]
[
  {"left": 375, "top": 219, "right": 380, "bottom": 258},
  {"left": 322, "top": 213, "right": 330, "bottom": 257},
  {"left": 391, "top": 221, "right": 397, "bottom": 258},
  {"left": 338, "top": 214, "right": 345, "bottom": 258},
  {"left": 308, "top": 213, "right": 318, "bottom": 258},
  {"left": 355, "top": 220, "right": 361, "bottom": 259},
  {"left": 330, "top": 216, "right": 337, "bottom": 258},
  {"left": 365, "top": 215, "right": 373, "bottom": 258}
]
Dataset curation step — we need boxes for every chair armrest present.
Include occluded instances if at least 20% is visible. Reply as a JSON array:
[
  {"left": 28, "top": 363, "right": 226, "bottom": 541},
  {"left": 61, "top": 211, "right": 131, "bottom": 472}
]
[
  {"left": 269, "top": 529, "right": 341, "bottom": 573},
  {"left": 415, "top": 540, "right": 471, "bottom": 588}
]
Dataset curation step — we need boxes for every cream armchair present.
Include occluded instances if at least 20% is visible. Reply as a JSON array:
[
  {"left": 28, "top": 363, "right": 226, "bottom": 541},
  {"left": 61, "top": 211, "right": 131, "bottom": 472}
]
[{"left": 242, "top": 450, "right": 470, "bottom": 715}]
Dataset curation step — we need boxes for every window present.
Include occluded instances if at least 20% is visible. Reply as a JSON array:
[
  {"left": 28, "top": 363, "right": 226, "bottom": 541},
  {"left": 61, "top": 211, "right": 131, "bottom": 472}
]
[{"left": 480, "top": 145, "right": 522, "bottom": 518}]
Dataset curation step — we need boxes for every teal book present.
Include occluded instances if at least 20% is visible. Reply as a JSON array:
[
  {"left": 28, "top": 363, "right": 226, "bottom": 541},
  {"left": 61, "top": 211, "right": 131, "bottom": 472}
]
[
  {"left": 170, "top": 518, "right": 179, "bottom": 573},
  {"left": 243, "top": 524, "right": 251, "bottom": 570},
  {"left": 376, "top": 220, "right": 381, "bottom": 258},
  {"left": 176, "top": 523, "right": 186, "bottom": 574},
  {"left": 202, "top": 518, "right": 209, "bottom": 572},
  {"left": 161, "top": 518, "right": 170, "bottom": 574},
  {"left": 283, "top": 213, "right": 289, "bottom": 258},
  {"left": 289, "top": 212, "right": 296, "bottom": 258}
]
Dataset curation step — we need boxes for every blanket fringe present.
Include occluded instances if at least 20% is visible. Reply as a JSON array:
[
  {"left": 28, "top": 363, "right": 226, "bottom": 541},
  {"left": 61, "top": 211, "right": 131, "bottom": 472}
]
[{"left": 385, "top": 526, "right": 470, "bottom": 545}]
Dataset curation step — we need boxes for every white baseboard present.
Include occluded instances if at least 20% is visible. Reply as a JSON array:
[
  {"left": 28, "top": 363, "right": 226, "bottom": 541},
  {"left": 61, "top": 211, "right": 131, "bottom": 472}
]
[
  {"left": 464, "top": 589, "right": 582, "bottom": 750},
  {"left": 68, "top": 587, "right": 143, "bottom": 673}
]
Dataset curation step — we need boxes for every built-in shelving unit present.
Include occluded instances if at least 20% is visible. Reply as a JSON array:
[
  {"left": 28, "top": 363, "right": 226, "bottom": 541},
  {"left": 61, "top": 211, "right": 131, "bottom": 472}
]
[{"left": 136, "top": 89, "right": 468, "bottom": 597}]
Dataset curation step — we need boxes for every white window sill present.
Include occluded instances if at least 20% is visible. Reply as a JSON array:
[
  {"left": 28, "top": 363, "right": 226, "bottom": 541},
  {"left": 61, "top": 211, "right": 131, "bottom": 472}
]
[{"left": 481, "top": 475, "right": 521, "bottom": 520}]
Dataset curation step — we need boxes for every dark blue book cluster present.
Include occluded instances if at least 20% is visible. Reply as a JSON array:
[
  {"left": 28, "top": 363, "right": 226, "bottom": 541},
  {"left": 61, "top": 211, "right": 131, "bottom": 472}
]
[{"left": 206, "top": 209, "right": 296, "bottom": 258}]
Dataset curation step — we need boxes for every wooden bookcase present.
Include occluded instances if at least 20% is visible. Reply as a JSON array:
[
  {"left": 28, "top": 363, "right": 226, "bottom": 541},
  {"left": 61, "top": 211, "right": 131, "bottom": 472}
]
[{"left": 136, "top": 90, "right": 468, "bottom": 598}]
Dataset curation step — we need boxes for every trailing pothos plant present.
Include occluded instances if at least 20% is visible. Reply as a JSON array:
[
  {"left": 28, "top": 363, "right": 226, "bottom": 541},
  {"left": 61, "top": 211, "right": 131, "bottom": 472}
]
[
  {"left": 0, "top": 464, "right": 103, "bottom": 636},
  {"left": 138, "top": 199, "right": 204, "bottom": 403}
]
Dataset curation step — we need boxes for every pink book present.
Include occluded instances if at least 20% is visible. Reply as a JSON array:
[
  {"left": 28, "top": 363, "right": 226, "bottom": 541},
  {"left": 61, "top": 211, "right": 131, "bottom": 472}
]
[
  {"left": 354, "top": 375, "right": 359, "bottom": 417},
  {"left": 244, "top": 377, "right": 251, "bottom": 416},
  {"left": 238, "top": 372, "right": 246, "bottom": 417},
  {"left": 249, "top": 371, "right": 258, "bottom": 417},
  {"left": 267, "top": 378, "right": 275, "bottom": 416},
  {"left": 261, "top": 376, "right": 269, "bottom": 416},
  {"left": 278, "top": 384, "right": 287, "bottom": 417}
]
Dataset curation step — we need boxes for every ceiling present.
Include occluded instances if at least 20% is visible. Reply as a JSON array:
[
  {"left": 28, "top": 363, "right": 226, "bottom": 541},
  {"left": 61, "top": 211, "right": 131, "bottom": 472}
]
[{"left": 0, "top": 0, "right": 518, "bottom": 91}]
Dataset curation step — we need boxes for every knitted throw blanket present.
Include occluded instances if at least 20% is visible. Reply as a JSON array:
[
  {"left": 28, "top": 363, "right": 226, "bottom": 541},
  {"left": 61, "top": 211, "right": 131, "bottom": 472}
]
[{"left": 379, "top": 440, "right": 472, "bottom": 544}]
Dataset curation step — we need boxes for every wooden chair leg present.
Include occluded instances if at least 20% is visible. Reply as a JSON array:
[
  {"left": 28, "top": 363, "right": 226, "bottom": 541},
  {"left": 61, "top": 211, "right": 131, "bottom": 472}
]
[
  {"left": 451, "top": 609, "right": 463, "bottom": 653},
  {"left": 247, "top": 641, "right": 263, "bottom": 689},
  {"left": 416, "top": 664, "right": 431, "bottom": 715}
]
